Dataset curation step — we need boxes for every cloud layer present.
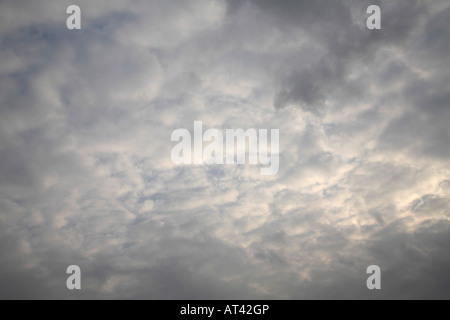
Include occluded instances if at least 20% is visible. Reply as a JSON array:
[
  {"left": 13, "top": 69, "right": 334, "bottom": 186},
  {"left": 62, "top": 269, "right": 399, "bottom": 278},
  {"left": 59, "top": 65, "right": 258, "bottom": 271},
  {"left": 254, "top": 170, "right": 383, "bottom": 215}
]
[{"left": 0, "top": 0, "right": 449, "bottom": 299}]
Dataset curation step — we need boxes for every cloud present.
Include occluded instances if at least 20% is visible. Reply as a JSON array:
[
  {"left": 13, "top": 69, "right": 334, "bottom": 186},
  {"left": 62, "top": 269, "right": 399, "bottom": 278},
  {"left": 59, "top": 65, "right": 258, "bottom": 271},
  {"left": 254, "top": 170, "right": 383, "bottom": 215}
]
[{"left": 0, "top": 0, "right": 449, "bottom": 299}]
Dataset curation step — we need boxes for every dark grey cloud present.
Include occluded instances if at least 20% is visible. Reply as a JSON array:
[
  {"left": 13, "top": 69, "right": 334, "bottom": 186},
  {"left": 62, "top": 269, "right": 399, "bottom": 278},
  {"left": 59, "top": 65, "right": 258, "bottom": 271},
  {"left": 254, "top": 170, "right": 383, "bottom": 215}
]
[{"left": 225, "top": 0, "right": 430, "bottom": 114}]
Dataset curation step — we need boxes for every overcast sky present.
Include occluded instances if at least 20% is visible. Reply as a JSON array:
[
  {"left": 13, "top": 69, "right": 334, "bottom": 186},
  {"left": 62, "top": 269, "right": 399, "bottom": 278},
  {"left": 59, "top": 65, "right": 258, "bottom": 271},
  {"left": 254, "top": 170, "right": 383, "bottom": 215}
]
[{"left": 0, "top": 0, "right": 449, "bottom": 299}]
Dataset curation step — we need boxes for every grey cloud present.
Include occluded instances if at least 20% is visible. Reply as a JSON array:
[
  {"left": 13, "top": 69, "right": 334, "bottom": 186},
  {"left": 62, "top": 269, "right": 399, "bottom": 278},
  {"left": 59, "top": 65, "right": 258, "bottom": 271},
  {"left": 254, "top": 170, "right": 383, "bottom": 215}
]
[
  {"left": 0, "top": 0, "right": 449, "bottom": 300},
  {"left": 226, "top": 0, "right": 429, "bottom": 112}
]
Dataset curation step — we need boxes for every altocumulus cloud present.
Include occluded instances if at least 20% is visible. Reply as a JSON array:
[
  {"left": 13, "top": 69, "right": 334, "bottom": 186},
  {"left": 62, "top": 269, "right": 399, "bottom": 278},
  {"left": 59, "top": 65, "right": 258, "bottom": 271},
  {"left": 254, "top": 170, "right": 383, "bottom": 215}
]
[{"left": 0, "top": 0, "right": 449, "bottom": 299}]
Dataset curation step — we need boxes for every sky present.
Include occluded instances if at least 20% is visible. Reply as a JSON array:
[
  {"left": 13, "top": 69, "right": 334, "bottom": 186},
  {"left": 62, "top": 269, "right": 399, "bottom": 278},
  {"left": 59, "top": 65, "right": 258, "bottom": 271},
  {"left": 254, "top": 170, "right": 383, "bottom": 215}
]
[{"left": 0, "top": 0, "right": 449, "bottom": 299}]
